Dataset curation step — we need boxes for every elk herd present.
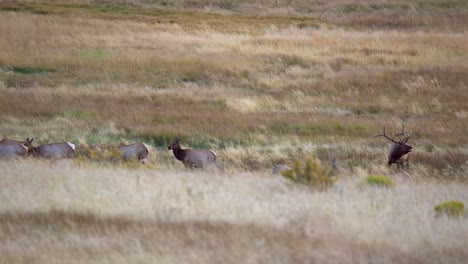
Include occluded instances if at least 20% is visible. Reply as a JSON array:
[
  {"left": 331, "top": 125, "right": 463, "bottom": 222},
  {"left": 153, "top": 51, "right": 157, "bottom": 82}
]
[{"left": 0, "top": 125, "right": 413, "bottom": 173}]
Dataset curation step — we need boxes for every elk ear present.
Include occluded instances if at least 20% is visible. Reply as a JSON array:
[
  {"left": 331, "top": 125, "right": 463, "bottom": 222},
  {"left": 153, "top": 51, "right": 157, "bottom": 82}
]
[
  {"left": 29, "top": 138, "right": 34, "bottom": 143},
  {"left": 175, "top": 138, "right": 181, "bottom": 143}
]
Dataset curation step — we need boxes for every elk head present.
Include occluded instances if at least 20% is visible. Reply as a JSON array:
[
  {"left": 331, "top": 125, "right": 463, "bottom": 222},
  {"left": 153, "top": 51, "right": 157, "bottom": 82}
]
[
  {"left": 23, "top": 138, "right": 34, "bottom": 154},
  {"left": 167, "top": 138, "right": 181, "bottom": 150}
]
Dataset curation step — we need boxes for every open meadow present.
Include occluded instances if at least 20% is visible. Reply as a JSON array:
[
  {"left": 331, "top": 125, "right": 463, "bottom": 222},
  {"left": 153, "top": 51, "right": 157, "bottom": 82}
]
[{"left": 0, "top": 0, "right": 467, "bottom": 262}]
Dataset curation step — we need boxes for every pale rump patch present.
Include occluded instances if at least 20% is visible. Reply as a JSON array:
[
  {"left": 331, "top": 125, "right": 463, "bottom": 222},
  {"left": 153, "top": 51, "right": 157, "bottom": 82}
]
[
  {"left": 21, "top": 144, "right": 28, "bottom": 156},
  {"left": 67, "top": 142, "right": 76, "bottom": 151},
  {"left": 210, "top": 150, "right": 217, "bottom": 158},
  {"left": 142, "top": 143, "right": 151, "bottom": 153}
]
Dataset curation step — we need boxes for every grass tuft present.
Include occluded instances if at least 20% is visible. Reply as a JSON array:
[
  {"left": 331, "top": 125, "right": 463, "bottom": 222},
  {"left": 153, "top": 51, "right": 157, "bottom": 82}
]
[
  {"left": 434, "top": 200, "right": 465, "bottom": 219},
  {"left": 364, "top": 175, "right": 395, "bottom": 188},
  {"left": 12, "top": 66, "right": 56, "bottom": 75},
  {"left": 281, "top": 156, "right": 336, "bottom": 191}
]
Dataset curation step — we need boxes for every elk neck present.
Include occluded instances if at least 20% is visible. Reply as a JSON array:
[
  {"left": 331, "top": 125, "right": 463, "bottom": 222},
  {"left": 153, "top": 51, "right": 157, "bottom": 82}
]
[
  {"left": 171, "top": 145, "right": 187, "bottom": 161},
  {"left": 28, "top": 146, "right": 40, "bottom": 157}
]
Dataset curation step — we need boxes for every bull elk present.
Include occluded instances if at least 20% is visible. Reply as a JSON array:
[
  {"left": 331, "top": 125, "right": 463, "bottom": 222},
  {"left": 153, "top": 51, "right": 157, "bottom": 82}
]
[
  {"left": 29, "top": 142, "right": 76, "bottom": 159},
  {"left": 117, "top": 143, "right": 151, "bottom": 163},
  {"left": 167, "top": 138, "right": 219, "bottom": 170},
  {"left": 373, "top": 125, "right": 412, "bottom": 170},
  {"left": 0, "top": 138, "right": 33, "bottom": 158}
]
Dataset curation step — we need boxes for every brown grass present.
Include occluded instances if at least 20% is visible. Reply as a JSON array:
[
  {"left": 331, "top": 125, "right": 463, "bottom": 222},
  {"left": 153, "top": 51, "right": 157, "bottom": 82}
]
[
  {"left": 0, "top": 3, "right": 467, "bottom": 261},
  {"left": 0, "top": 1, "right": 467, "bottom": 176},
  {"left": 0, "top": 160, "right": 467, "bottom": 263}
]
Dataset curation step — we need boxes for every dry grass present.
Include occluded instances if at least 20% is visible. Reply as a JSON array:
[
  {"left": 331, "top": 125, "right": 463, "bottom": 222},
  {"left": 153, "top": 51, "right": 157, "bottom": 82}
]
[
  {"left": 0, "top": 1, "right": 466, "bottom": 174},
  {"left": 16, "top": 0, "right": 466, "bottom": 31},
  {"left": 0, "top": 160, "right": 467, "bottom": 263},
  {"left": 0, "top": 2, "right": 467, "bottom": 262}
]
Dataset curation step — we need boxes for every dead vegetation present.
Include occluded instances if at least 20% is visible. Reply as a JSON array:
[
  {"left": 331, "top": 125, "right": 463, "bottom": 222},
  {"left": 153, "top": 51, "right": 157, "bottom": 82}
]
[
  {"left": 0, "top": 1, "right": 466, "bottom": 175},
  {"left": 1, "top": 160, "right": 467, "bottom": 263},
  {"left": 0, "top": 1, "right": 467, "bottom": 262}
]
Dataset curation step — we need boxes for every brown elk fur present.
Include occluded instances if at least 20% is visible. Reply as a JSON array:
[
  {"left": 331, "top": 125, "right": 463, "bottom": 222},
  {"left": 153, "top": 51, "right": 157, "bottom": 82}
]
[
  {"left": 118, "top": 143, "right": 150, "bottom": 163},
  {"left": 30, "top": 142, "right": 75, "bottom": 159},
  {"left": 373, "top": 126, "right": 413, "bottom": 170},
  {"left": 168, "top": 138, "right": 217, "bottom": 169},
  {"left": 0, "top": 138, "right": 33, "bottom": 158}
]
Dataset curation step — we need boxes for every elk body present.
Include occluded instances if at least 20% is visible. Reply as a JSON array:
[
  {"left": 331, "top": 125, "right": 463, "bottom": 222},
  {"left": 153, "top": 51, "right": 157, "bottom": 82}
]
[
  {"left": 0, "top": 138, "right": 33, "bottom": 158},
  {"left": 118, "top": 143, "right": 150, "bottom": 163},
  {"left": 30, "top": 142, "right": 76, "bottom": 159},
  {"left": 373, "top": 126, "right": 412, "bottom": 170},
  {"left": 168, "top": 138, "right": 218, "bottom": 169}
]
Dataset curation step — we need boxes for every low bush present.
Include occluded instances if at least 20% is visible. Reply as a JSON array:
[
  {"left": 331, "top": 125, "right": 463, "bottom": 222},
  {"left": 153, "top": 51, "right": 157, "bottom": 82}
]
[
  {"left": 365, "top": 175, "right": 395, "bottom": 188},
  {"left": 282, "top": 156, "right": 336, "bottom": 191},
  {"left": 434, "top": 201, "right": 465, "bottom": 219}
]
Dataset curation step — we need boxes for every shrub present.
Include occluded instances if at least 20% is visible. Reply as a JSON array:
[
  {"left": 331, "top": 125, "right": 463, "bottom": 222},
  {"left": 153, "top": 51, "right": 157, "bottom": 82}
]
[
  {"left": 365, "top": 175, "right": 395, "bottom": 188},
  {"left": 282, "top": 156, "right": 336, "bottom": 191},
  {"left": 434, "top": 201, "right": 465, "bottom": 219}
]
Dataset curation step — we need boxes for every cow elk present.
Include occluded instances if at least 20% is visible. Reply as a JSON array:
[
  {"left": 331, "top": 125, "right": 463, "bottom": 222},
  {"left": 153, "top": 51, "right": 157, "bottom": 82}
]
[
  {"left": 0, "top": 138, "right": 33, "bottom": 158},
  {"left": 117, "top": 142, "right": 151, "bottom": 164},
  {"left": 29, "top": 142, "right": 76, "bottom": 159},
  {"left": 168, "top": 138, "right": 219, "bottom": 170},
  {"left": 373, "top": 126, "right": 412, "bottom": 170}
]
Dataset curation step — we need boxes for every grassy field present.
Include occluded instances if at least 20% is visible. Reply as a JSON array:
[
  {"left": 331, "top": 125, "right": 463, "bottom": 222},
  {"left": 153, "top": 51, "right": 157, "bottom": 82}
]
[
  {"left": 1, "top": 160, "right": 467, "bottom": 263},
  {"left": 0, "top": 0, "right": 467, "bottom": 262}
]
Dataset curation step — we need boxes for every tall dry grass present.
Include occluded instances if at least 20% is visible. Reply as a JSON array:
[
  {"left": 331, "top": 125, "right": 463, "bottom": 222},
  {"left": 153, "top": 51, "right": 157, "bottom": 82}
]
[
  {"left": 35, "top": 0, "right": 468, "bottom": 32},
  {"left": 0, "top": 160, "right": 467, "bottom": 262},
  {"left": 0, "top": 3, "right": 467, "bottom": 176},
  {"left": 0, "top": 2, "right": 467, "bottom": 262}
]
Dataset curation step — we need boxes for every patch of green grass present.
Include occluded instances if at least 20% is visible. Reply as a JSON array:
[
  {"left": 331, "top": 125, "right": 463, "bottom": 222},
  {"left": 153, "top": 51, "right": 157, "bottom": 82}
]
[
  {"left": 364, "top": 175, "right": 395, "bottom": 188},
  {"left": 137, "top": 134, "right": 174, "bottom": 149},
  {"left": 342, "top": 4, "right": 360, "bottom": 13},
  {"left": 0, "top": 5, "right": 21, "bottom": 12},
  {"left": 427, "top": 1, "right": 468, "bottom": 10},
  {"left": 341, "top": 3, "right": 412, "bottom": 14},
  {"left": 80, "top": 49, "right": 107, "bottom": 59},
  {"left": 96, "top": 4, "right": 132, "bottom": 14},
  {"left": 83, "top": 131, "right": 121, "bottom": 146},
  {"left": 0, "top": 3, "right": 50, "bottom": 15},
  {"left": 12, "top": 67, "right": 56, "bottom": 75},
  {"left": 50, "top": 110, "right": 98, "bottom": 119},
  {"left": 435, "top": 201, "right": 465, "bottom": 218}
]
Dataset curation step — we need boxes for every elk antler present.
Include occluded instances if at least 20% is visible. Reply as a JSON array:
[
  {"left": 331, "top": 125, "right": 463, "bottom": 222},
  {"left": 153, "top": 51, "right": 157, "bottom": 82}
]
[
  {"left": 401, "top": 125, "right": 411, "bottom": 144},
  {"left": 372, "top": 127, "right": 400, "bottom": 144},
  {"left": 393, "top": 124, "right": 411, "bottom": 144}
]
